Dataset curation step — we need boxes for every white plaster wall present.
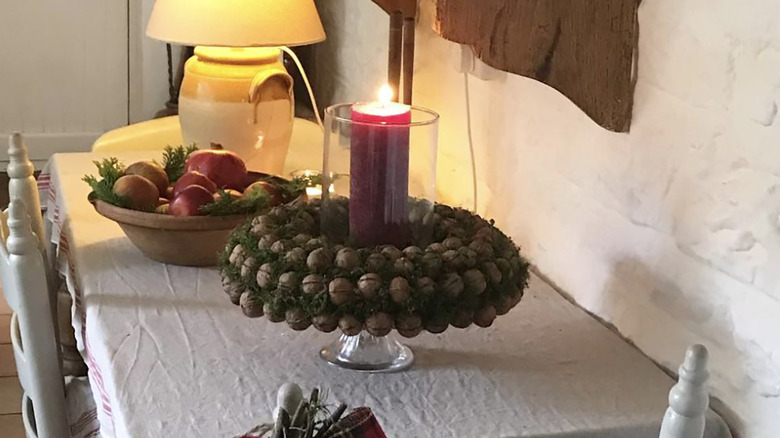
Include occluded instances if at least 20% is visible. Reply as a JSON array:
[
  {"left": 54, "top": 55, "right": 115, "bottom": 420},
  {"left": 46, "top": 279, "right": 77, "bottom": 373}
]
[{"left": 314, "top": 1, "right": 780, "bottom": 436}]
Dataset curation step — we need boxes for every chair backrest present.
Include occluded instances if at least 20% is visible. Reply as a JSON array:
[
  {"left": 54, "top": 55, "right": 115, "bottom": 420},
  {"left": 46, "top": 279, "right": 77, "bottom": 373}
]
[
  {"left": 659, "top": 344, "right": 710, "bottom": 438},
  {"left": 7, "top": 133, "right": 44, "bottom": 248},
  {"left": 1, "top": 199, "right": 69, "bottom": 438}
]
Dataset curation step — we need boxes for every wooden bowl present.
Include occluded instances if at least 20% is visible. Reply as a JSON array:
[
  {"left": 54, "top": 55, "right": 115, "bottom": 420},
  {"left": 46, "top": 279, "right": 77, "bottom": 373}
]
[{"left": 93, "top": 200, "right": 249, "bottom": 267}]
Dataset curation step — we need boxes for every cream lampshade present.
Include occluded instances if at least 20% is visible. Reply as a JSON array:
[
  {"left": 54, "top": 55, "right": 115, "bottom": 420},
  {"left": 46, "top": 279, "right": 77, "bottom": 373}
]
[{"left": 146, "top": 0, "right": 325, "bottom": 175}]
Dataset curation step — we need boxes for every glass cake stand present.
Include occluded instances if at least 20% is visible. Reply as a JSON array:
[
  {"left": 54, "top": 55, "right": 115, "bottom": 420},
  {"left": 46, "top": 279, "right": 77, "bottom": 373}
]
[{"left": 320, "top": 332, "right": 414, "bottom": 373}]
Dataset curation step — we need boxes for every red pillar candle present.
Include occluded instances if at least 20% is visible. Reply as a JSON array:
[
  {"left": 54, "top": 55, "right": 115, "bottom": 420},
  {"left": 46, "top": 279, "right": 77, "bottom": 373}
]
[{"left": 350, "top": 88, "right": 412, "bottom": 247}]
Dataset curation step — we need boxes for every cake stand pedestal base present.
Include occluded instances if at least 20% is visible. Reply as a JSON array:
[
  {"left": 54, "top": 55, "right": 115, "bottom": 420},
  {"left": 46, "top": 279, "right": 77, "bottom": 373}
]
[{"left": 320, "top": 332, "right": 413, "bottom": 372}]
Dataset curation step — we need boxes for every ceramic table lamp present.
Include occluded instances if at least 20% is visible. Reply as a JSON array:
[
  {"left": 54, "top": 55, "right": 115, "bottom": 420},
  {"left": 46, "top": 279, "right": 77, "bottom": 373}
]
[{"left": 146, "top": 0, "right": 325, "bottom": 175}]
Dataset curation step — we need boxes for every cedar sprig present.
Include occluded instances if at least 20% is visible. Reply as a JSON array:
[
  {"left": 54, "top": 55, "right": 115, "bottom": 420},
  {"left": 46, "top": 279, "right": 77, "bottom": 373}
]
[
  {"left": 159, "top": 144, "right": 198, "bottom": 182},
  {"left": 82, "top": 158, "right": 129, "bottom": 208}
]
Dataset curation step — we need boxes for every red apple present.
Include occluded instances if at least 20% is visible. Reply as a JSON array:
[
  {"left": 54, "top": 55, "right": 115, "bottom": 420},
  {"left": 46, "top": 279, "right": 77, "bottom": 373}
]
[
  {"left": 244, "top": 181, "right": 282, "bottom": 205},
  {"left": 173, "top": 171, "right": 218, "bottom": 197},
  {"left": 169, "top": 185, "right": 215, "bottom": 216},
  {"left": 185, "top": 146, "right": 247, "bottom": 190}
]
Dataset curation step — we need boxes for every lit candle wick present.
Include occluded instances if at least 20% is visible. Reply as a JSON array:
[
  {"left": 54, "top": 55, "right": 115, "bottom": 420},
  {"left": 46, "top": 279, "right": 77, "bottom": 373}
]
[{"left": 378, "top": 84, "right": 394, "bottom": 106}]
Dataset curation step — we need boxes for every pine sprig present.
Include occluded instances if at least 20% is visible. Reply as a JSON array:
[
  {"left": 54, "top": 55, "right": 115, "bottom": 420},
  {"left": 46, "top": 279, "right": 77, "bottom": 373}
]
[
  {"left": 159, "top": 144, "right": 198, "bottom": 182},
  {"left": 82, "top": 158, "right": 129, "bottom": 208}
]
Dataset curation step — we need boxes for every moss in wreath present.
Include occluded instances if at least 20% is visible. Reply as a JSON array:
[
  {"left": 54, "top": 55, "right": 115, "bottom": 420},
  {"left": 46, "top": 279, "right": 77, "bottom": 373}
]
[{"left": 218, "top": 199, "right": 530, "bottom": 337}]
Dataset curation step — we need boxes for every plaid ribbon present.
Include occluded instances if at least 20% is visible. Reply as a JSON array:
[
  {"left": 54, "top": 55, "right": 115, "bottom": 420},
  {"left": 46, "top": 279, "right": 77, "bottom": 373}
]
[
  {"left": 324, "top": 408, "right": 386, "bottom": 438},
  {"left": 236, "top": 408, "right": 386, "bottom": 438}
]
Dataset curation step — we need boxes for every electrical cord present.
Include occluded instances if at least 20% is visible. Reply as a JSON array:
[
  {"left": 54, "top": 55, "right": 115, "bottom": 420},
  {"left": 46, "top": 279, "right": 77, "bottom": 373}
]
[
  {"left": 464, "top": 72, "right": 478, "bottom": 213},
  {"left": 281, "top": 46, "right": 324, "bottom": 131}
]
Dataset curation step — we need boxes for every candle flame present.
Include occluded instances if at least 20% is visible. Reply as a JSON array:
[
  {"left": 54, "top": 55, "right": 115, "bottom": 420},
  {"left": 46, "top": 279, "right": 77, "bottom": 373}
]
[{"left": 378, "top": 84, "right": 394, "bottom": 104}]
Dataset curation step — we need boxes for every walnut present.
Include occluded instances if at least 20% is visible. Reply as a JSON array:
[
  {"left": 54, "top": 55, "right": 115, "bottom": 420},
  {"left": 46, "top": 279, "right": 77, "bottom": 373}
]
[
  {"left": 365, "top": 312, "right": 393, "bottom": 337},
  {"left": 395, "top": 314, "right": 422, "bottom": 338},
  {"left": 339, "top": 315, "right": 363, "bottom": 336},
  {"left": 306, "top": 248, "right": 332, "bottom": 273},
  {"left": 357, "top": 273, "right": 382, "bottom": 299},
  {"left": 463, "top": 269, "right": 487, "bottom": 295},
  {"left": 426, "top": 242, "right": 446, "bottom": 253},
  {"left": 302, "top": 274, "right": 325, "bottom": 294},
  {"left": 381, "top": 245, "right": 403, "bottom": 262},
  {"left": 269, "top": 206, "right": 286, "bottom": 219},
  {"left": 284, "top": 247, "right": 307, "bottom": 265},
  {"left": 450, "top": 309, "right": 474, "bottom": 328},
  {"left": 270, "top": 239, "right": 289, "bottom": 254},
  {"left": 251, "top": 215, "right": 273, "bottom": 228},
  {"left": 482, "top": 262, "right": 503, "bottom": 286},
  {"left": 389, "top": 277, "right": 410, "bottom": 303},
  {"left": 495, "top": 258, "right": 511, "bottom": 275},
  {"left": 312, "top": 314, "right": 339, "bottom": 333},
  {"left": 250, "top": 222, "right": 274, "bottom": 237},
  {"left": 422, "top": 252, "right": 442, "bottom": 276},
  {"left": 475, "top": 227, "right": 495, "bottom": 243},
  {"left": 263, "top": 302, "right": 285, "bottom": 323},
  {"left": 305, "top": 237, "right": 326, "bottom": 251},
  {"left": 257, "top": 233, "right": 279, "bottom": 250},
  {"left": 364, "top": 253, "right": 386, "bottom": 273},
  {"left": 442, "top": 250, "right": 465, "bottom": 271},
  {"left": 328, "top": 278, "right": 354, "bottom": 305},
  {"left": 226, "top": 285, "right": 243, "bottom": 305},
  {"left": 474, "top": 305, "right": 497, "bottom": 328},
  {"left": 416, "top": 277, "right": 435, "bottom": 295},
  {"left": 335, "top": 247, "right": 360, "bottom": 270},
  {"left": 424, "top": 315, "right": 449, "bottom": 334},
  {"left": 500, "top": 246, "right": 516, "bottom": 260},
  {"left": 494, "top": 295, "right": 513, "bottom": 316},
  {"left": 256, "top": 263, "right": 274, "bottom": 289},
  {"left": 223, "top": 280, "right": 245, "bottom": 298},
  {"left": 440, "top": 217, "right": 458, "bottom": 231},
  {"left": 449, "top": 227, "right": 467, "bottom": 239},
  {"left": 240, "top": 292, "right": 264, "bottom": 318},
  {"left": 228, "top": 244, "right": 245, "bottom": 265},
  {"left": 458, "top": 247, "right": 477, "bottom": 268},
  {"left": 286, "top": 308, "right": 311, "bottom": 331},
  {"left": 292, "top": 233, "right": 312, "bottom": 245},
  {"left": 469, "top": 239, "right": 494, "bottom": 258},
  {"left": 241, "top": 257, "right": 257, "bottom": 278},
  {"left": 393, "top": 257, "right": 414, "bottom": 276},
  {"left": 402, "top": 246, "right": 423, "bottom": 261},
  {"left": 278, "top": 272, "right": 299, "bottom": 292},
  {"left": 443, "top": 237, "right": 463, "bottom": 250},
  {"left": 439, "top": 273, "right": 464, "bottom": 298}
]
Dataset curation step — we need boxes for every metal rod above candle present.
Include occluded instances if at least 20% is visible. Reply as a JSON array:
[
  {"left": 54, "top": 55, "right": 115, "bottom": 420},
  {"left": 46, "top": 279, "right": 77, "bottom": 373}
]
[
  {"left": 402, "top": 17, "right": 415, "bottom": 105},
  {"left": 388, "top": 11, "right": 403, "bottom": 102}
]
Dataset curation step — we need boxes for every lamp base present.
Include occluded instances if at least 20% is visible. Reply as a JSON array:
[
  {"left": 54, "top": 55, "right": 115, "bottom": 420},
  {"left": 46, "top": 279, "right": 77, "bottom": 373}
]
[{"left": 179, "top": 47, "right": 294, "bottom": 175}]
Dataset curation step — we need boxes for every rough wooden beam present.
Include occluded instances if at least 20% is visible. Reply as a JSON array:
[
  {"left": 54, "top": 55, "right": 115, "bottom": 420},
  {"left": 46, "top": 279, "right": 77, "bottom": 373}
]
[{"left": 434, "top": 0, "right": 640, "bottom": 133}]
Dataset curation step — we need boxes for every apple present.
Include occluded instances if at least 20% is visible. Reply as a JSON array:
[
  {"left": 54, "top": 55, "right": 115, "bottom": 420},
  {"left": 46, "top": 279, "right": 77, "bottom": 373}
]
[
  {"left": 244, "top": 181, "right": 282, "bottom": 205},
  {"left": 125, "top": 161, "right": 168, "bottom": 195},
  {"left": 113, "top": 175, "right": 159, "bottom": 211},
  {"left": 169, "top": 185, "right": 215, "bottom": 216},
  {"left": 213, "top": 189, "right": 244, "bottom": 202},
  {"left": 173, "top": 171, "right": 218, "bottom": 197},
  {"left": 185, "top": 145, "right": 247, "bottom": 190}
]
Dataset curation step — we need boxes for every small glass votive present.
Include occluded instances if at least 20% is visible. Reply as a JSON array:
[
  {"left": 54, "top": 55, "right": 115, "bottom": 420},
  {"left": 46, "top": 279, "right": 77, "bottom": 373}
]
[
  {"left": 290, "top": 169, "right": 334, "bottom": 199},
  {"left": 321, "top": 102, "right": 439, "bottom": 248}
]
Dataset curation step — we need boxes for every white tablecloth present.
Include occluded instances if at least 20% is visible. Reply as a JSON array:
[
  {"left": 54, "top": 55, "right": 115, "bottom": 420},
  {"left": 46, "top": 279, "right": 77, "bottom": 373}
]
[{"left": 39, "top": 152, "right": 732, "bottom": 438}]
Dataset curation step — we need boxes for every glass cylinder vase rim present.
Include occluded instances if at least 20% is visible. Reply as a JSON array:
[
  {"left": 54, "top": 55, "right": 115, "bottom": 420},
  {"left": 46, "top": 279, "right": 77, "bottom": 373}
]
[{"left": 325, "top": 102, "right": 440, "bottom": 127}]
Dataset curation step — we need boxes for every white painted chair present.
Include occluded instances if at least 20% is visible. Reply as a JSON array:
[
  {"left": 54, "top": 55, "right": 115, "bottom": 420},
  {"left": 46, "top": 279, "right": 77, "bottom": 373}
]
[
  {"left": 659, "top": 344, "right": 711, "bottom": 438},
  {"left": 1, "top": 199, "right": 69, "bottom": 437},
  {"left": 3, "top": 133, "right": 97, "bottom": 437}
]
